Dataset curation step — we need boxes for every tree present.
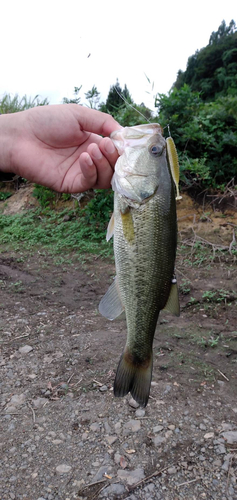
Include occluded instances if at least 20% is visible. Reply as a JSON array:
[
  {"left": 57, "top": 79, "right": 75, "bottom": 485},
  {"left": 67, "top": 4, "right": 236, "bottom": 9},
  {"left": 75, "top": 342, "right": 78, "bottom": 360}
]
[
  {"left": 62, "top": 86, "right": 82, "bottom": 104},
  {"left": 84, "top": 85, "right": 100, "bottom": 109},
  {"left": 174, "top": 20, "right": 237, "bottom": 100}
]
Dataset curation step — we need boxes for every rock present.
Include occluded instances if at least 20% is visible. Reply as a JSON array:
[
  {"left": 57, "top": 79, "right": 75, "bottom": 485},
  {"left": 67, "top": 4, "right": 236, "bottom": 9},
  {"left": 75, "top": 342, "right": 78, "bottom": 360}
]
[
  {"left": 117, "top": 468, "right": 145, "bottom": 486},
  {"left": 92, "top": 465, "right": 109, "bottom": 482},
  {"left": 204, "top": 432, "right": 215, "bottom": 439},
  {"left": 153, "top": 436, "right": 166, "bottom": 446},
  {"left": 106, "top": 435, "right": 118, "bottom": 445},
  {"left": 200, "top": 423, "right": 207, "bottom": 430},
  {"left": 215, "top": 445, "right": 226, "bottom": 454},
  {"left": 90, "top": 422, "right": 101, "bottom": 432},
  {"left": 221, "top": 431, "right": 237, "bottom": 444},
  {"left": 104, "top": 421, "right": 111, "bottom": 434},
  {"left": 8, "top": 393, "right": 26, "bottom": 407},
  {"left": 135, "top": 409, "right": 145, "bottom": 417},
  {"left": 19, "top": 345, "right": 33, "bottom": 354},
  {"left": 32, "top": 397, "right": 48, "bottom": 408},
  {"left": 168, "top": 466, "right": 177, "bottom": 474},
  {"left": 101, "top": 483, "right": 126, "bottom": 496},
  {"left": 129, "top": 398, "right": 140, "bottom": 409},
  {"left": 99, "top": 385, "right": 108, "bottom": 392},
  {"left": 124, "top": 419, "right": 141, "bottom": 432},
  {"left": 153, "top": 425, "right": 164, "bottom": 433},
  {"left": 56, "top": 464, "right": 72, "bottom": 474}
]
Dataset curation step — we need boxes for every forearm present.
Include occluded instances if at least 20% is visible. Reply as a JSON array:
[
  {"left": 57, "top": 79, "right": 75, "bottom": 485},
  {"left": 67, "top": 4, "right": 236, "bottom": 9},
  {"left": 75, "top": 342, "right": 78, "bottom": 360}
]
[{"left": 0, "top": 113, "right": 19, "bottom": 173}]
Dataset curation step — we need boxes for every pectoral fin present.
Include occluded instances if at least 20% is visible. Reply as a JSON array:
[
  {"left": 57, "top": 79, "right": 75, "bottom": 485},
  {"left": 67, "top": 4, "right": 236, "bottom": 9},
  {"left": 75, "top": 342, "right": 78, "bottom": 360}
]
[
  {"left": 99, "top": 277, "right": 124, "bottom": 320},
  {"left": 106, "top": 213, "right": 115, "bottom": 242},
  {"left": 162, "top": 282, "right": 180, "bottom": 316}
]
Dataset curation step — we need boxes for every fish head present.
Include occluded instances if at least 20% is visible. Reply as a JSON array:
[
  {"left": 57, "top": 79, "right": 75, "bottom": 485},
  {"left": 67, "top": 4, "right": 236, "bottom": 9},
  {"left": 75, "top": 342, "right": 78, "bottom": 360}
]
[{"left": 111, "top": 124, "right": 167, "bottom": 203}]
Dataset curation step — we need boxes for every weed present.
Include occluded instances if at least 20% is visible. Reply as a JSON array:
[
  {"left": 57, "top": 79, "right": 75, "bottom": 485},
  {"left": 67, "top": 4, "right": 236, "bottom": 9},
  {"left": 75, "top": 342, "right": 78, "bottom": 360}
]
[
  {"left": 0, "top": 192, "right": 12, "bottom": 201},
  {"left": 202, "top": 289, "right": 236, "bottom": 304},
  {"left": 179, "top": 279, "right": 191, "bottom": 295},
  {"left": 0, "top": 207, "right": 113, "bottom": 257},
  {"left": 32, "top": 185, "right": 58, "bottom": 207}
]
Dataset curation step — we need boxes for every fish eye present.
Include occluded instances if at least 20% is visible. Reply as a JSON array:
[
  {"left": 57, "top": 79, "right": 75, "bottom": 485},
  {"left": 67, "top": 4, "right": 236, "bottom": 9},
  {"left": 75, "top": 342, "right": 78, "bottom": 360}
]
[{"left": 149, "top": 144, "right": 163, "bottom": 157}]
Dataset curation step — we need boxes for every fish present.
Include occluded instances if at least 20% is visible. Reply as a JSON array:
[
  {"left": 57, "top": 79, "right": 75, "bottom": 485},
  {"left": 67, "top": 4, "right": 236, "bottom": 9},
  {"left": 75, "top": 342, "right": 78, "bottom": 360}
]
[{"left": 99, "top": 123, "right": 180, "bottom": 407}]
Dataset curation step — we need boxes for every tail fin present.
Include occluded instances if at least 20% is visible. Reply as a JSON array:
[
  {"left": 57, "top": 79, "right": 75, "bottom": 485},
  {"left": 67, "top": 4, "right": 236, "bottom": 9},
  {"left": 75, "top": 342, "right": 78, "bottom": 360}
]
[{"left": 114, "top": 348, "right": 153, "bottom": 407}]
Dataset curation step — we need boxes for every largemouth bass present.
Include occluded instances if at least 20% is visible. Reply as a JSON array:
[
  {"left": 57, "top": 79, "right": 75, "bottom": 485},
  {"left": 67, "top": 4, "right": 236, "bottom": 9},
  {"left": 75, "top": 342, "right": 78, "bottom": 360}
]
[{"left": 99, "top": 124, "right": 180, "bottom": 407}]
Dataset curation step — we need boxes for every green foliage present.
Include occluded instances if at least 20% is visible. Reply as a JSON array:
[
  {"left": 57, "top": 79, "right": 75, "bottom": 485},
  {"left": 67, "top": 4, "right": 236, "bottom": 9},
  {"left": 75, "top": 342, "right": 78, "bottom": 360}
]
[
  {"left": 101, "top": 79, "right": 130, "bottom": 115},
  {"left": 0, "top": 208, "right": 113, "bottom": 257},
  {"left": 84, "top": 85, "right": 100, "bottom": 109},
  {"left": 83, "top": 189, "right": 113, "bottom": 232},
  {"left": 32, "top": 184, "right": 57, "bottom": 207},
  {"left": 157, "top": 85, "right": 237, "bottom": 187},
  {"left": 0, "top": 192, "right": 12, "bottom": 201},
  {"left": 0, "top": 93, "right": 49, "bottom": 113},
  {"left": 174, "top": 20, "right": 237, "bottom": 101},
  {"left": 62, "top": 86, "right": 82, "bottom": 104}
]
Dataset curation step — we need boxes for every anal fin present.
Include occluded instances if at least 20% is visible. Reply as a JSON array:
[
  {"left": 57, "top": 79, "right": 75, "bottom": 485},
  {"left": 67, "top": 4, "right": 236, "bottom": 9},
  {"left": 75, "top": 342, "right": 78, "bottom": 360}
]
[
  {"left": 99, "top": 277, "right": 124, "bottom": 320},
  {"left": 162, "top": 282, "right": 180, "bottom": 316}
]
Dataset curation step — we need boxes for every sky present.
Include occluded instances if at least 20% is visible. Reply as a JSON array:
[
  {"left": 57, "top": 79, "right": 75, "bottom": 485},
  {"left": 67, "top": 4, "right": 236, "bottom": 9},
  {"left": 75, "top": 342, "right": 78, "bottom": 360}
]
[{"left": 1, "top": 0, "right": 236, "bottom": 111}]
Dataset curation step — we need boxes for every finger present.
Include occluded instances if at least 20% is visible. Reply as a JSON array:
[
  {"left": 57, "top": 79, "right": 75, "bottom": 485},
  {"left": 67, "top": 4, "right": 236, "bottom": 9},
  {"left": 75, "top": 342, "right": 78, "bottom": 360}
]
[
  {"left": 87, "top": 143, "right": 114, "bottom": 189},
  {"left": 79, "top": 152, "right": 98, "bottom": 190},
  {"left": 99, "top": 137, "right": 119, "bottom": 169},
  {"left": 70, "top": 104, "right": 121, "bottom": 137}
]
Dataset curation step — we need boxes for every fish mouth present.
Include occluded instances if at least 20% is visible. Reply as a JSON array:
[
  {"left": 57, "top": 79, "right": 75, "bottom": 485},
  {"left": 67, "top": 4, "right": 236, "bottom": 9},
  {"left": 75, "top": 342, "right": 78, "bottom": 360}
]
[{"left": 111, "top": 124, "right": 163, "bottom": 155}]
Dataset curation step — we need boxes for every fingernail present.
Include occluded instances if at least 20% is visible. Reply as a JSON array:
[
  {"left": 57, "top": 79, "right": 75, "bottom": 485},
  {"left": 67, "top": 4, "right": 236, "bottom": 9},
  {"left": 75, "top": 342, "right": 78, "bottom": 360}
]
[
  {"left": 86, "top": 154, "right": 93, "bottom": 166},
  {"left": 105, "top": 140, "right": 115, "bottom": 154},
  {"left": 92, "top": 147, "right": 102, "bottom": 160}
]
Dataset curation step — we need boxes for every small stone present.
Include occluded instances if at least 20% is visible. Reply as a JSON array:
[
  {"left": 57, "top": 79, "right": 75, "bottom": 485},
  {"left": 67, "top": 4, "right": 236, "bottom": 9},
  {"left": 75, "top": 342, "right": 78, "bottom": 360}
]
[
  {"left": 167, "top": 467, "right": 177, "bottom": 474},
  {"left": 114, "top": 452, "right": 122, "bottom": 464},
  {"left": 124, "top": 419, "right": 141, "bottom": 432},
  {"left": 92, "top": 465, "right": 109, "bottom": 482},
  {"left": 102, "top": 483, "right": 126, "bottom": 496},
  {"left": 153, "top": 425, "right": 164, "bottom": 433},
  {"left": 135, "top": 409, "right": 145, "bottom": 417},
  {"left": 215, "top": 445, "right": 226, "bottom": 454},
  {"left": 153, "top": 435, "right": 165, "bottom": 446},
  {"left": 200, "top": 423, "right": 206, "bottom": 430},
  {"left": 90, "top": 422, "right": 100, "bottom": 432},
  {"left": 8, "top": 393, "right": 26, "bottom": 407},
  {"left": 32, "top": 398, "right": 48, "bottom": 408},
  {"left": 204, "top": 432, "right": 215, "bottom": 439},
  {"left": 106, "top": 435, "right": 118, "bottom": 445},
  {"left": 56, "top": 464, "right": 72, "bottom": 474},
  {"left": 99, "top": 385, "right": 108, "bottom": 392},
  {"left": 114, "top": 421, "right": 122, "bottom": 434},
  {"left": 129, "top": 398, "right": 139, "bottom": 409},
  {"left": 19, "top": 345, "right": 33, "bottom": 354},
  {"left": 117, "top": 468, "right": 145, "bottom": 486},
  {"left": 52, "top": 439, "right": 62, "bottom": 445},
  {"left": 221, "top": 431, "right": 237, "bottom": 444},
  {"left": 168, "top": 424, "right": 175, "bottom": 430}
]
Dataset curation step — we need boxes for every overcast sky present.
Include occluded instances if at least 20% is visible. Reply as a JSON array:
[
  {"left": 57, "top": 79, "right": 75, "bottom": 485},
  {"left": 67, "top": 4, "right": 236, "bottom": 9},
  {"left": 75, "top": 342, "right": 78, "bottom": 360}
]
[{"left": 1, "top": 0, "right": 236, "bottom": 111}]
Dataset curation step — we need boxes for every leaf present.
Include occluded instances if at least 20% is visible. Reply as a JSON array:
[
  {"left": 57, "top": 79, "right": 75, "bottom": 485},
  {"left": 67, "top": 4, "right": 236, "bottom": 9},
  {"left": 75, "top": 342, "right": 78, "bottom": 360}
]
[{"left": 120, "top": 456, "right": 128, "bottom": 469}]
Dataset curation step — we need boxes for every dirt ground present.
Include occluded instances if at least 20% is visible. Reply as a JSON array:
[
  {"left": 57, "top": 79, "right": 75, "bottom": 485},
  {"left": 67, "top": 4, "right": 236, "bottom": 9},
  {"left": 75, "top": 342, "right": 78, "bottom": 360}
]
[{"left": 0, "top": 193, "right": 237, "bottom": 500}]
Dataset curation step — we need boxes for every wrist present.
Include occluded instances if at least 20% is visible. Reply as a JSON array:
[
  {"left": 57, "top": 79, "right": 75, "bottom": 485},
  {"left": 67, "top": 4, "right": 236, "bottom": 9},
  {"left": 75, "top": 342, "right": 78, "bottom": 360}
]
[{"left": 0, "top": 113, "right": 18, "bottom": 173}]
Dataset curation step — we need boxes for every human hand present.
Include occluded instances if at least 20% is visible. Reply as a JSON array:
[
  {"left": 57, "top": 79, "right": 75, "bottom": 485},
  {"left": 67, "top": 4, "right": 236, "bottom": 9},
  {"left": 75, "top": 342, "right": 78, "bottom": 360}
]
[{"left": 0, "top": 104, "right": 120, "bottom": 192}]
